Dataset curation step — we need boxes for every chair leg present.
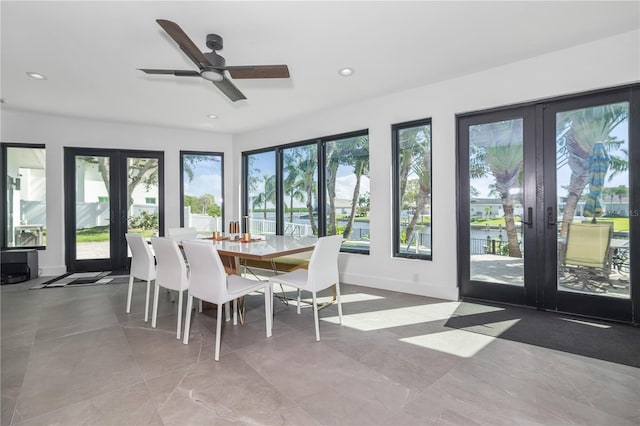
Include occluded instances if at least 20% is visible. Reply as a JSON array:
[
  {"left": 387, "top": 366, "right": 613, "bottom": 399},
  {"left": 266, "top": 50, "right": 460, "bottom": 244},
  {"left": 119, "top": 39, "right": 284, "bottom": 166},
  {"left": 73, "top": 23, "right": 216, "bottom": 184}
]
[
  {"left": 198, "top": 299, "right": 203, "bottom": 313},
  {"left": 183, "top": 294, "right": 193, "bottom": 345},
  {"left": 233, "top": 299, "right": 238, "bottom": 326},
  {"left": 151, "top": 282, "right": 160, "bottom": 328},
  {"left": 297, "top": 289, "right": 302, "bottom": 314},
  {"left": 335, "top": 281, "right": 343, "bottom": 324},
  {"left": 225, "top": 302, "right": 231, "bottom": 322},
  {"left": 176, "top": 290, "right": 183, "bottom": 340},
  {"left": 264, "top": 285, "right": 272, "bottom": 337},
  {"left": 144, "top": 279, "right": 151, "bottom": 323},
  {"left": 312, "top": 291, "right": 320, "bottom": 342},
  {"left": 126, "top": 274, "right": 134, "bottom": 314},
  {"left": 215, "top": 304, "right": 223, "bottom": 361}
]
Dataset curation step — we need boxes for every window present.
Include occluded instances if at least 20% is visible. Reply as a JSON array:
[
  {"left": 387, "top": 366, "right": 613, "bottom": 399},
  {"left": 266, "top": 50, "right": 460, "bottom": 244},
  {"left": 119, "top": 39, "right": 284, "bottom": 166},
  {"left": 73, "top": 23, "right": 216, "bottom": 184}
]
[
  {"left": 2, "top": 143, "right": 47, "bottom": 249},
  {"left": 282, "top": 143, "right": 318, "bottom": 237},
  {"left": 180, "top": 151, "right": 223, "bottom": 236},
  {"left": 244, "top": 149, "right": 276, "bottom": 234},
  {"left": 392, "top": 119, "right": 432, "bottom": 260},
  {"left": 242, "top": 130, "right": 370, "bottom": 254},
  {"left": 324, "top": 133, "right": 370, "bottom": 253}
]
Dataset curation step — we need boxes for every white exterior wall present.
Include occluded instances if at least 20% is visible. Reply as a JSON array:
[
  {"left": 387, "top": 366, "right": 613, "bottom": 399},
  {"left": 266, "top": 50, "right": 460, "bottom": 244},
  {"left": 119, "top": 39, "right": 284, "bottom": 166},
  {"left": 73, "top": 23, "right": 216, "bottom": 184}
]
[
  {"left": 231, "top": 30, "right": 640, "bottom": 300},
  {"left": 1, "top": 112, "right": 234, "bottom": 276}
]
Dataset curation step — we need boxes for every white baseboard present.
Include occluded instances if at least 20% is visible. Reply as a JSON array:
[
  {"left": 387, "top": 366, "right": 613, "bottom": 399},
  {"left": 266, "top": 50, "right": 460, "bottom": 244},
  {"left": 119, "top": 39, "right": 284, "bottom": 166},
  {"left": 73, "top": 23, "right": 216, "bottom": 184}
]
[{"left": 340, "top": 271, "right": 459, "bottom": 301}]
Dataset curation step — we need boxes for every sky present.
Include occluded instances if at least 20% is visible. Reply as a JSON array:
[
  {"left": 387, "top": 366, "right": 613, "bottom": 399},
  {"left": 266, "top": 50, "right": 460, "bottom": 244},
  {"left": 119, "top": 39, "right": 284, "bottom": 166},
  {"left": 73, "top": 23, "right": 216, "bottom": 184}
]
[{"left": 183, "top": 158, "right": 223, "bottom": 203}]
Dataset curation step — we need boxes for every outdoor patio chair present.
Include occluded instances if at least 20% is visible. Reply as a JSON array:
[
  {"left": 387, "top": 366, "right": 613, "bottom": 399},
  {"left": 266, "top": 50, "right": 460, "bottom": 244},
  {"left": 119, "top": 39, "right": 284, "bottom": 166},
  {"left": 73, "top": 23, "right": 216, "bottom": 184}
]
[
  {"left": 124, "top": 233, "right": 156, "bottom": 322},
  {"left": 181, "top": 240, "right": 272, "bottom": 361},
  {"left": 269, "top": 235, "right": 343, "bottom": 341},
  {"left": 561, "top": 222, "right": 613, "bottom": 291}
]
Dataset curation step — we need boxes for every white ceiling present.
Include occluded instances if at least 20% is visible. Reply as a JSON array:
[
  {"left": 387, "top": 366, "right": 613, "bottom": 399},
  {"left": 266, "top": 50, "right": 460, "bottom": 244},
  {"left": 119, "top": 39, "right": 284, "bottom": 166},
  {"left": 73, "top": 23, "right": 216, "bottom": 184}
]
[{"left": 2, "top": 1, "right": 639, "bottom": 134}]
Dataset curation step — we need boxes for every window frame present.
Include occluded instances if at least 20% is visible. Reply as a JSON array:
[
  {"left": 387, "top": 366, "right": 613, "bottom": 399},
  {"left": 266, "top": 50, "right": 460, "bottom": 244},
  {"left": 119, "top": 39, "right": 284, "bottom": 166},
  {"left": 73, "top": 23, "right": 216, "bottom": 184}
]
[
  {"left": 242, "top": 129, "right": 370, "bottom": 254},
  {"left": 2, "top": 142, "right": 47, "bottom": 251},
  {"left": 179, "top": 150, "right": 224, "bottom": 232},
  {"left": 392, "top": 118, "right": 433, "bottom": 260}
]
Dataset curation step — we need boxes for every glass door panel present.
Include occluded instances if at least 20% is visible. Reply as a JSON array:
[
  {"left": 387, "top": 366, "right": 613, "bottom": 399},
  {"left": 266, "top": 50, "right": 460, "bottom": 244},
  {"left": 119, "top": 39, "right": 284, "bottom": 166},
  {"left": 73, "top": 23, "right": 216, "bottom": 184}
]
[
  {"left": 127, "top": 157, "right": 160, "bottom": 238},
  {"left": 555, "top": 102, "right": 630, "bottom": 299},
  {"left": 469, "top": 118, "right": 525, "bottom": 286},
  {"left": 75, "top": 155, "right": 111, "bottom": 261}
]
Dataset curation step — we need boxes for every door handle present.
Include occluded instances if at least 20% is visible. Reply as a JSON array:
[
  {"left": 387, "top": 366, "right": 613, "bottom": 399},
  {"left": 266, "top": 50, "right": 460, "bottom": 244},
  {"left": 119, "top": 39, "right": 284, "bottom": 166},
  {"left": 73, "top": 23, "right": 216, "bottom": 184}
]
[
  {"left": 521, "top": 207, "right": 533, "bottom": 228},
  {"left": 547, "top": 206, "right": 556, "bottom": 226}
]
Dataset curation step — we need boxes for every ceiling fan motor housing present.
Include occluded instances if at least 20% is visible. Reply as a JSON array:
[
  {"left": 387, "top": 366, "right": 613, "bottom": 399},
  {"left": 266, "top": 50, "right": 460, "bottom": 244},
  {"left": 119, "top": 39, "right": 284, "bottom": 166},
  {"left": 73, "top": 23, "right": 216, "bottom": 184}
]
[{"left": 206, "top": 33, "right": 223, "bottom": 50}]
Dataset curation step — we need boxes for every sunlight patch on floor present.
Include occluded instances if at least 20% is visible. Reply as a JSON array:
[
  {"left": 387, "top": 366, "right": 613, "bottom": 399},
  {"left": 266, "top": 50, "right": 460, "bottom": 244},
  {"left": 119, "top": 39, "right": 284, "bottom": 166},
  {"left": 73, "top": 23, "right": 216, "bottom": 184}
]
[
  {"left": 399, "top": 319, "right": 520, "bottom": 357},
  {"left": 559, "top": 317, "right": 611, "bottom": 328},
  {"left": 322, "top": 301, "right": 504, "bottom": 331}
]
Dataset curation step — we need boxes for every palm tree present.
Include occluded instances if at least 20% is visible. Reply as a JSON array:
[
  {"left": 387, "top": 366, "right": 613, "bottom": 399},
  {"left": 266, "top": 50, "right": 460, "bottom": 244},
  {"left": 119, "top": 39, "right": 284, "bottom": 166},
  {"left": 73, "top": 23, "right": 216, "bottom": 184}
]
[
  {"left": 342, "top": 137, "right": 369, "bottom": 239},
  {"left": 556, "top": 103, "right": 628, "bottom": 236},
  {"left": 252, "top": 173, "right": 276, "bottom": 220},
  {"left": 397, "top": 127, "right": 431, "bottom": 247},
  {"left": 469, "top": 119, "right": 523, "bottom": 258},
  {"left": 283, "top": 152, "right": 306, "bottom": 223},
  {"left": 288, "top": 145, "right": 319, "bottom": 235},
  {"left": 325, "top": 143, "right": 341, "bottom": 236}
]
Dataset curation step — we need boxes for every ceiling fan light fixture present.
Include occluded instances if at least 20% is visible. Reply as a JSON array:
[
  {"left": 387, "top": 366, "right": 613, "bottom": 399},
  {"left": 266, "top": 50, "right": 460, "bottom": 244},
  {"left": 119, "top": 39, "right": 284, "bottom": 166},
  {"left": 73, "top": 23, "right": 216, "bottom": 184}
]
[
  {"left": 26, "top": 72, "right": 47, "bottom": 80},
  {"left": 200, "top": 69, "right": 224, "bottom": 82}
]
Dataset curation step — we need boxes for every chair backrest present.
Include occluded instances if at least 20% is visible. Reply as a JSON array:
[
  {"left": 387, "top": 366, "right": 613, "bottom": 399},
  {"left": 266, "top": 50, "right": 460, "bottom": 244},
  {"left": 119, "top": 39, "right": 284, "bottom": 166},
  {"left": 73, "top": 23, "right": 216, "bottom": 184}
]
[
  {"left": 125, "top": 233, "right": 156, "bottom": 281},
  {"left": 167, "top": 227, "right": 198, "bottom": 242},
  {"left": 307, "top": 235, "right": 343, "bottom": 291},
  {"left": 182, "top": 240, "right": 227, "bottom": 303},
  {"left": 151, "top": 237, "right": 189, "bottom": 291},
  {"left": 565, "top": 222, "right": 612, "bottom": 269}
]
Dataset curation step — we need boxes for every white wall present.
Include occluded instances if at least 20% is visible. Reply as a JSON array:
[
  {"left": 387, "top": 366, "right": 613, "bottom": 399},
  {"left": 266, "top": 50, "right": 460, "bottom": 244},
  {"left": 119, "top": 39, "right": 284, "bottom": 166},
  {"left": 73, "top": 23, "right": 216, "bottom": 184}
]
[
  {"left": 1, "top": 111, "right": 233, "bottom": 276},
  {"left": 232, "top": 30, "right": 640, "bottom": 300}
]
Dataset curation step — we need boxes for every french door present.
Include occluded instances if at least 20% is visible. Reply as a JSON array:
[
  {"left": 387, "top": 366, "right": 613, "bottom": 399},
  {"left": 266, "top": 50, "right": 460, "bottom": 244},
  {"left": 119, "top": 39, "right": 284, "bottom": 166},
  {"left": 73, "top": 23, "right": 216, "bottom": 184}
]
[
  {"left": 64, "top": 148, "right": 164, "bottom": 272},
  {"left": 458, "top": 85, "right": 639, "bottom": 324}
]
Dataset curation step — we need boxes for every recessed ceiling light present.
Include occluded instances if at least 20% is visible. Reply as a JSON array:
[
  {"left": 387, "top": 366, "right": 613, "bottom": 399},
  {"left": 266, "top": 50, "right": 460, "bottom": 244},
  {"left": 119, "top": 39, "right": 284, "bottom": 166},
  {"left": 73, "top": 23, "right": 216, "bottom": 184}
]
[
  {"left": 339, "top": 68, "right": 354, "bottom": 77},
  {"left": 207, "top": 114, "right": 218, "bottom": 119},
  {"left": 26, "top": 72, "right": 47, "bottom": 80}
]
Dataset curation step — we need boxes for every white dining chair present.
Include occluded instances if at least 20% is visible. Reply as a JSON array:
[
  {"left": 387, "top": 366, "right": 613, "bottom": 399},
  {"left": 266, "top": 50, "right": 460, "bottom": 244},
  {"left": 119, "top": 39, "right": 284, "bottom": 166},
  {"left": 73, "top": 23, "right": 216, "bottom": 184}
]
[
  {"left": 269, "top": 234, "right": 343, "bottom": 341},
  {"left": 124, "top": 233, "right": 156, "bottom": 322},
  {"left": 150, "top": 236, "right": 190, "bottom": 339},
  {"left": 182, "top": 239, "right": 272, "bottom": 361},
  {"left": 167, "top": 227, "right": 198, "bottom": 242}
]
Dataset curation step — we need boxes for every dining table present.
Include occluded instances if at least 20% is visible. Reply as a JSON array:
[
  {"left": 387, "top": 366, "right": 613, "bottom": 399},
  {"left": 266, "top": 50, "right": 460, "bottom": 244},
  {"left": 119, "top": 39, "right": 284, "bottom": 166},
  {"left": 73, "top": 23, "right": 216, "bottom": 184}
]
[
  {"left": 203, "top": 234, "right": 318, "bottom": 274},
  {"left": 198, "top": 234, "right": 319, "bottom": 323}
]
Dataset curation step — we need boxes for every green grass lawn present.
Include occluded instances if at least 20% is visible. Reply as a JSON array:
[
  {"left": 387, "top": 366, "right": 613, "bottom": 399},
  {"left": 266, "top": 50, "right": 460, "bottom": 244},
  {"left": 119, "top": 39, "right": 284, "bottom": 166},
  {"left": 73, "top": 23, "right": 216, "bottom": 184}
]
[{"left": 76, "top": 227, "right": 156, "bottom": 242}]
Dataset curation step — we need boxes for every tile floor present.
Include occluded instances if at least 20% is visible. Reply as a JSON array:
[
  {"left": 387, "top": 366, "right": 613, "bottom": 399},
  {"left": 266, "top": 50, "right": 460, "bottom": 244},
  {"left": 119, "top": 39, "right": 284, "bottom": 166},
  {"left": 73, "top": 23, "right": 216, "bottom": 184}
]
[{"left": 2, "top": 277, "right": 639, "bottom": 425}]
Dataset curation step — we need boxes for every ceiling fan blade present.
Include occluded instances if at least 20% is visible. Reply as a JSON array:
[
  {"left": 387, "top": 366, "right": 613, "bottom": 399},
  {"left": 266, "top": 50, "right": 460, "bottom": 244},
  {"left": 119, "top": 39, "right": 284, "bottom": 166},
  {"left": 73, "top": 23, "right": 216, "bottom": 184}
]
[
  {"left": 226, "top": 65, "right": 290, "bottom": 79},
  {"left": 212, "top": 78, "right": 246, "bottom": 102},
  {"left": 156, "top": 19, "right": 211, "bottom": 69},
  {"left": 138, "top": 69, "right": 201, "bottom": 77}
]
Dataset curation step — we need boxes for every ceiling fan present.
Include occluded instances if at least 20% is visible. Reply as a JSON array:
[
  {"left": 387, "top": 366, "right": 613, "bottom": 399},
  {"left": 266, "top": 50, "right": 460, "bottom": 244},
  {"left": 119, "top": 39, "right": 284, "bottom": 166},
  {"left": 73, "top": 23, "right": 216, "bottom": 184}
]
[{"left": 138, "top": 19, "right": 290, "bottom": 102}]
